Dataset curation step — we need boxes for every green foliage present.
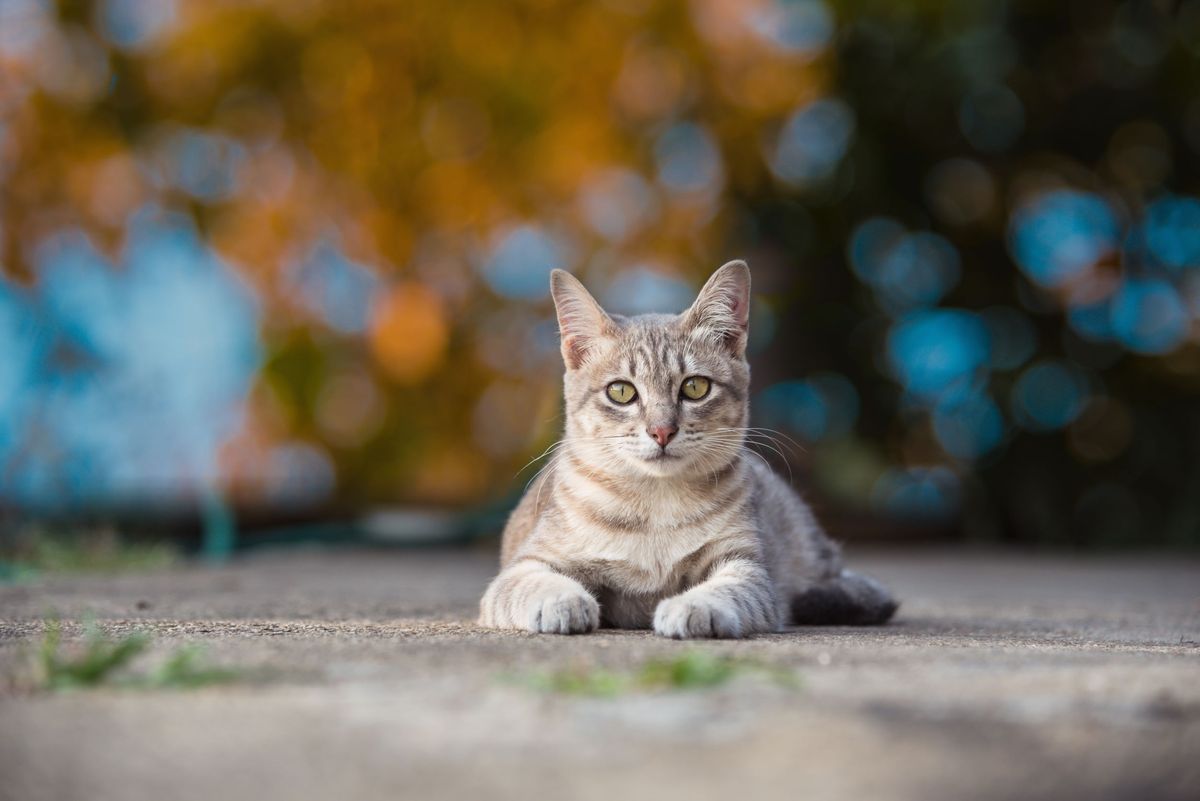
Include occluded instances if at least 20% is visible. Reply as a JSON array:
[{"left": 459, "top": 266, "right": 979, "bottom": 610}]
[
  {"left": 529, "top": 664, "right": 628, "bottom": 697},
  {"left": 40, "top": 620, "right": 150, "bottom": 690},
  {"left": 521, "top": 651, "right": 800, "bottom": 697},
  {"left": 148, "top": 645, "right": 243, "bottom": 689},
  {"left": 637, "top": 650, "right": 741, "bottom": 689},
  {"left": 38, "top": 621, "right": 240, "bottom": 692}
]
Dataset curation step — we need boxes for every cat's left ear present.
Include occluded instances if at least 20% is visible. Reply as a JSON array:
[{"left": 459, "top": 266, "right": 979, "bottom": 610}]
[
  {"left": 550, "top": 269, "right": 614, "bottom": 370},
  {"left": 684, "top": 260, "right": 751, "bottom": 357}
]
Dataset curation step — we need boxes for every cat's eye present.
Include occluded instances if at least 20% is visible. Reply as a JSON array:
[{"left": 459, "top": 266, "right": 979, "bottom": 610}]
[
  {"left": 681, "top": 376, "right": 711, "bottom": 400},
  {"left": 606, "top": 381, "right": 638, "bottom": 404}
]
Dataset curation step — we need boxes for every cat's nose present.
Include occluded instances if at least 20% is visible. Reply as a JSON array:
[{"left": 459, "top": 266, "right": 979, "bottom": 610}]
[{"left": 647, "top": 424, "right": 678, "bottom": 448}]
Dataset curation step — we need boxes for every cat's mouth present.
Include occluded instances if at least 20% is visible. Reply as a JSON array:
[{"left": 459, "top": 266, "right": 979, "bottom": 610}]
[{"left": 643, "top": 450, "right": 680, "bottom": 462}]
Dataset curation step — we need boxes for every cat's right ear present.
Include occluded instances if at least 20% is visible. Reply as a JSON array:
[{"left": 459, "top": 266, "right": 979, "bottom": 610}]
[
  {"left": 684, "top": 260, "right": 751, "bottom": 358},
  {"left": 550, "top": 269, "right": 612, "bottom": 370}
]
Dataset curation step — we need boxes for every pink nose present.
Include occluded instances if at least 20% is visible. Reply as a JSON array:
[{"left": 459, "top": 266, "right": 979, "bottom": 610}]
[{"left": 648, "top": 424, "right": 678, "bottom": 448}]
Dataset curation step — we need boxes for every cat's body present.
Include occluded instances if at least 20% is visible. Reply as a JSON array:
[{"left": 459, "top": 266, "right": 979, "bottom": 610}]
[{"left": 479, "top": 262, "right": 897, "bottom": 638}]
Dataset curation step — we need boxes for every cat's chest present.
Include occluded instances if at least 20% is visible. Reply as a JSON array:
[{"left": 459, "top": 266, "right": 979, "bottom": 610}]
[
  {"left": 560, "top": 471, "right": 720, "bottom": 533},
  {"left": 550, "top": 466, "right": 748, "bottom": 591},
  {"left": 564, "top": 507, "right": 733, "bottom": 594}
]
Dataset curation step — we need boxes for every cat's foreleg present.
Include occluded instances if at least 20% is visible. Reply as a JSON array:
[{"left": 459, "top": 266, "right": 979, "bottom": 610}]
[
  {"left": 653, "top": 558, "right": 779, "bottom": 639},
  {"left": 478, "top": 558, "right": 600, "bottom": 634}
]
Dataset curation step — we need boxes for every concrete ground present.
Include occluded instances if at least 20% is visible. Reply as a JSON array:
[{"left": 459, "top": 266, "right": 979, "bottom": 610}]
[{"left": 1, "top": 546, "right": 1197, "bottom": 801}]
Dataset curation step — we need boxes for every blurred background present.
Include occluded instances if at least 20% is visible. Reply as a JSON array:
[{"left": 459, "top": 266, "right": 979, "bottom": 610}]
[{"left": 1, "top": 0, "right": 1199, "bottom": 560}]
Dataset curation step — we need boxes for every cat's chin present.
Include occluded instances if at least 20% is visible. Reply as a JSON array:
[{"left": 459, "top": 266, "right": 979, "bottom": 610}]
[{"left": 632, "top": 452, "right": 690, "bottom": 477}]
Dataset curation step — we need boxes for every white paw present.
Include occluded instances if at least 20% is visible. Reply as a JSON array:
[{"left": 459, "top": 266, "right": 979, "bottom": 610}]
[
  {"left": 653, "top": 593, "right": 744, "bottom": 639},
  {"left": 526, "top": 589, "right": 600, "bottom": 635}
]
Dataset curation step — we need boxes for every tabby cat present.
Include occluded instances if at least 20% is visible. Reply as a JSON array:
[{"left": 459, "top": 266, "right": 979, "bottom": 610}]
[{"left": 479, "top": 261, "right": 897, "bottom": 638}]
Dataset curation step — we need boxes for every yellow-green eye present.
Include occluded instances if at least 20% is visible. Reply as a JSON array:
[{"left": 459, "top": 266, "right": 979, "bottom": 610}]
[
  {"left": 606, "top": 381, "right": 638, "bottom": 404},
  {"left": 681, "top": 376, "right": 711, "bottom": 400}
]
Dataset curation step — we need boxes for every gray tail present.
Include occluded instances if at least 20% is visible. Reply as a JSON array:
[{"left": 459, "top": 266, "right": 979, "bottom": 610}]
[{"left": 790, "top": 570, "right": 898, "bottom": 626}]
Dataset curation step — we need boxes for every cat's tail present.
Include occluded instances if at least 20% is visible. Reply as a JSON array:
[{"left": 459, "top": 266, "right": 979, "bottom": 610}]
[{"left": 789, "top": 570, "right": 898, "bottom": 626}]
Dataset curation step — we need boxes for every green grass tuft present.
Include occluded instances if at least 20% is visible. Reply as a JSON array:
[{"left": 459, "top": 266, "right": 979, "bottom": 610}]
[
  {"left": 637, "top": 651, "right": 740, "bottom": 689},
  {"left": 41, "top": 620, "right": 150, "bottom": 690},
  {"left": 521, "top": 651, "right": 800, "bottom": 697},
  {"left": 148, "top": 645, "right": 243, "bottom": 689},
  {"left": 38, "top": 621, "right": 241, "bottom": 692}
]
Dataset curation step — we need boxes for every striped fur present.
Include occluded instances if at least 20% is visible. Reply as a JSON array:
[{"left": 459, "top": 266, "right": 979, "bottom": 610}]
[{"left": 479, "top": 261, "right": 898, "bottom": 637}]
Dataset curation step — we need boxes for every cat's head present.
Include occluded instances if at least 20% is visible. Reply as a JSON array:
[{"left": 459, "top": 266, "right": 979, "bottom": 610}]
[{"left": 550, "top": 261, "right": 751, "bottom": 478}]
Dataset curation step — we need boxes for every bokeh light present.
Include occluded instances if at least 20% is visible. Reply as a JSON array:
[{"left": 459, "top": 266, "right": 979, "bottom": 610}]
[
  {"left": 482, "top": 226, "right": 572, "bottom": 301},
  {"left": 1108, "top": 277, "right": 1189, "bottom": 355},
  {"left": 578, "top": 169, "right": 660, "bottom": 243},
  {"left": 847, "top": 220, "right": 961, "bottom": 312},
  {"left": 768, "top": 98, "right": 855, "bottom": 188},
  {"left": 747, "top": 0, "right": 834, "bottom": 55},
  {"left": 290, "top": 240, "right": 381, "bottom": 335},
  {"left": 601, "top": 266, "right": 695, "bottom": 316},
  {"left": 871, "top": 466, "right": 960, "bottom": 521},
  {"left": 1, "top": 209, "right": 260, "bottom": 507},
  {"left": 758, "top": 372, "right": 860, "bottom": 442},
  {"left": 932, "top": 385, "right": 1005, "bottom": 460},
  {"left": 887, "top": 310, "right": 990, "bottom": 401},
  {"left": 654, "top": 123, "right": 725, "bottom": 196},
  {"left": 1011, "top": 361, "right": 1091, "bottom": 431},
  {"left": 1009, "top": 191, "right": 1119, "bottom": 288},
  {"left": 368, "top": 284, "right": 449, "bottom": 384},
  {"left": 97, "top": 0, "right": 177, "bottom": 50},
  {"left": 155, "top": 128, "right": 247, "bottom": 203},
  {"left": 1143, "top": 196, "right": 1200, "bottom": 270},
  {"left": 0, "top": 0, "right": 1197, "bottom": 544},
  {"left": 0, "top": 0, "right": 54, "bottom": 62}
]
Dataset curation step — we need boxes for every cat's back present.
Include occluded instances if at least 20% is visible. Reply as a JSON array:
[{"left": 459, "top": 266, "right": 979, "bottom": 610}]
[{"left": 745, "top": 454, "right": 842, "bottom": 583}]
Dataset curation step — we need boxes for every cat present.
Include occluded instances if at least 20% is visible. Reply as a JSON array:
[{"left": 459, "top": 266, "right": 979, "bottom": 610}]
[{"left": 479, "top": 260, "right": 897, "bottom": 638}]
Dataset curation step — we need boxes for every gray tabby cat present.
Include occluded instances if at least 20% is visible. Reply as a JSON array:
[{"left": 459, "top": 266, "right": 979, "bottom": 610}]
[{"left": 479, "top": 261, "right": 897, "bottom": 638}]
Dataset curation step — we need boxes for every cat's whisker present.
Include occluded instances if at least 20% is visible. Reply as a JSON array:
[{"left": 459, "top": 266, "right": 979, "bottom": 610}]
[
  {"left": 705, "top": 422, "right": 801, "bottom": 448},
  {"left": 689, "top": 441, "right": 738, "bottom": 490},
  {"left": 738, "top": 444, "right": 774, "bottom": 475},
  {"left": 691, "top": 432, "right": 794, "bottom": 483},
  {"left": 517, "top": 432, "right": 639, "bottom": 482},
  {"left": 746, "top": 442, "right": 793, "bottom": 483},
  {"left": 709, "top": 426, "right": 806, "bottom": 454},
  {"left": 703, "top": 427, "right": 802, "bottom": 483},
  {"left": 514, "top": 439, "right": 571, "bottom": 480},
  {"left": 526, "top": 451, "right": 563, "bottom": 499}
]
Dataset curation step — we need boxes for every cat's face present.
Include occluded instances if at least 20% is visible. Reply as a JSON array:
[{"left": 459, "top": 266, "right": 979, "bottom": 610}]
[{"left": 551, "top": 262, "right": 751, "bottom": 479}]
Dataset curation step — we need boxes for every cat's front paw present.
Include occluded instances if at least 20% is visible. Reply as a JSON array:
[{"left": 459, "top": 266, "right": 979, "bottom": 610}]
[
  {"left": 653, "top": 593, "right": 744, "bottom": 639},
  {"left": 526, "top": 589, "right": 600, "bottom": 635}
]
